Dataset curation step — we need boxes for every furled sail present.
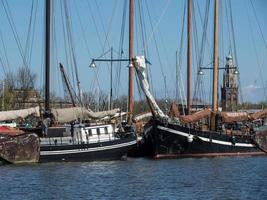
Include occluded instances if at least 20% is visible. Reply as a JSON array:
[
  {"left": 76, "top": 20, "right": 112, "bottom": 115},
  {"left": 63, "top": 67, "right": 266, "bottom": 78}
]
[
  {"left": 51, "top": 107, "right": 120, "bottom": 123},
  {"left": 250, "top": 109, "right": 267, "bottom": 121},
  {"left": 220, "top": 111, "right": 249, "bottom": 123},
  {"left": 0, "top": 106, "right": 40, "bottom": 121},
  {"left": 134, "top": 111, "right": 153, "bottom": 122},
  {"left": 134, "top": 56, "right": 168, "bottom": 119},
  {"left": 179, "top": 108, "right": 211, "bottom": 123}
]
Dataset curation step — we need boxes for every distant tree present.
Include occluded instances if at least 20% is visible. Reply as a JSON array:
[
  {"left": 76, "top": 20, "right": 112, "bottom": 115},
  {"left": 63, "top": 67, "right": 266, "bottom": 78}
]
[
  {"left": 113, "top": 95, "right": 128, "bottom": 112},
  {"left": 16, "top": 67, "right": 36, "bottom": 90},
  {"left": 0, "top": 86, "right": 14, "bottom": 111},
  {"left": 82, "top": 91, "right": 97, "bottom": 110},
  {"left": 0, "top": 67, "right": 38, "bottom": 109},
  {"left": 15, "top": 67, "right": 37, "bottom": 108}
]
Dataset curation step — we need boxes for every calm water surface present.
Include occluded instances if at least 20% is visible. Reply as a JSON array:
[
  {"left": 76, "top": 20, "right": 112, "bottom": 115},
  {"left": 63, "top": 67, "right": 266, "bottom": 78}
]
[{"left": 0, "top": 156, "right": 267, "bottom": 200}]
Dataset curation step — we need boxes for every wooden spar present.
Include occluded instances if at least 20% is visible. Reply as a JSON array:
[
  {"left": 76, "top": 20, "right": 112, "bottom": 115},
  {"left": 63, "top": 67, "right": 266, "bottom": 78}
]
[
  {"left": 45, "top": 0, "right": 51, "bottom": 114},
  {"left": 187, "top": 0, "right": 191, "bottom": 115},
  {"left": 110, "top": 47, "right": 113, "bottom": 110},
  {"left": 59, "top": 63, "right": 76, "bottom": 107},
  {"left": 211, "top": 0, "right": 219, "bottom": 131},
  {"left": 128, "top": 0, "right": 134, "bottom": 124}
]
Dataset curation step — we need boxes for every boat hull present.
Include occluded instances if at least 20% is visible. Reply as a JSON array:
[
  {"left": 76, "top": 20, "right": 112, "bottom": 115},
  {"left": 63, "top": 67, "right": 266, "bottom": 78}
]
[
  {"left": 144, "top": 119, "right": 265, "bottom": 158},
  {"left": 0, "top": 133, "right": 40, "bottom": 164},
  {"left": 39, "top": 136, "right": 137, "bottom": 162}
]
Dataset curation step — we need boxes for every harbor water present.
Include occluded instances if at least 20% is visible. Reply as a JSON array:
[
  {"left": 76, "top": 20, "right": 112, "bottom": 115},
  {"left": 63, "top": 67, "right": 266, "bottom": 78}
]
[{"left": 1, "top": 156, "right": 267, "bottom": 200}]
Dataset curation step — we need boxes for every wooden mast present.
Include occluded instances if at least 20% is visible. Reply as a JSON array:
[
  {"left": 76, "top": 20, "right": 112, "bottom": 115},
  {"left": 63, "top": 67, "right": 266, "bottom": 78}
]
[
  {"left": 128, "top": 0, "right": 134, "bottom": 124},
  {"left": 187, "top": 0, "right": 191, "bottom": 115},
  {"left": 211, "top": 0, "right": 219, "bottom": 130},
  {"left": 59, "top": 63, "right": 76, "bottom": 107},
  {"left": 45, "top": 0, "right": 51, "bottom": 114}
]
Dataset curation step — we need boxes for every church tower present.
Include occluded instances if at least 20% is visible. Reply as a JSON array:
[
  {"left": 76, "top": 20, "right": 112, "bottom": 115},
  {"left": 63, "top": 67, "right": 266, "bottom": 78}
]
[{"left": 221, "top": 52, "right": 239, "bottom": 111}]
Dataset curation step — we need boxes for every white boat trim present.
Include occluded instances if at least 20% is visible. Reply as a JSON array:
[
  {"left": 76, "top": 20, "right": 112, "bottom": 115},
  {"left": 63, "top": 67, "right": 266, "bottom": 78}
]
[
  {"left": 40, "top": 140, "right": 137, "bottom": 156},
  {"left": 157, "top": 125, "right": 255, "bottom": 148},
  {"left": 144, "top": 126, "right": 153, "bottom": 135}
]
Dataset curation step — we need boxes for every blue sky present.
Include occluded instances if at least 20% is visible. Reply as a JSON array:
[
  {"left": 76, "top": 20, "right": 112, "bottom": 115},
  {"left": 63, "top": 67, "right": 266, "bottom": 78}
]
[{"left": 0, "top": 0, "right": 266, "bottom": 104}]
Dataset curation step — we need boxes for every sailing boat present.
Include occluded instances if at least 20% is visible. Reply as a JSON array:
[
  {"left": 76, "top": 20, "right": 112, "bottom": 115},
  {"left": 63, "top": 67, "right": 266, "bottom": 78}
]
[
  {"left": 0, "top": 108, "right": 40, "bottom": 164},
  {"left": 38, "top": 0, "right": 136, "bottom": 162},
  {"left": 0, "top": 0, "right": 136, "bottom": 163},
  {"left": 133, "top": 0, "right": 267, "bottom": 158}
]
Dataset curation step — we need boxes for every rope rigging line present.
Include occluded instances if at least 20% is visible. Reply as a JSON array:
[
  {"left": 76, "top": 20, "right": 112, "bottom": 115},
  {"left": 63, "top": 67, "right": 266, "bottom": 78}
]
[
  {"left": 60, "top": 0, "right": 73, "bottom": 92},
  {"left": 144, "top": 0, "right": 171, "bottom": 52},
  {"left": 246, "top": 2, "right": 267, "bottom": 103},
  {"left": 177, "top": 0, "right": 187, "bottom": 115},
  {"left": 0, "top": 29, "right": 10, "bottom": 75},
  {"left": 0, "top": 51, "right": 7, "bottom": 76},
  {"left": 114, "top": 0, "right": 127, "bottom": 99},
  {"left": 84, "top": 0, "right": 113, "bottom": 107},
  {"left": 1, "top": 0, "right": 42, "bottom": 109},
  {"left": 73, "top": 2, "right": 92, "bottom": 58},
  {"left": 60, "top": 0, "right": 76, "bottom": 100},
  {"left": 228, "top": 0, "right": 238, "bottom": 66},
  {"left": 85, "top": 0, "right": 104, "bottom": 100},
  {"left": 192, "top": 0, "right": 210, "bottom": 106},
  {"left": 144, "top": 0, "right": 167, "bottom": 88},
  {"left": 1, "top": 0, "right": 29, "bottom": 69},
  {"left": 249, "top": 0, "right": 267, "bottom": 52},
  {"left": 133, "top": 0, "right": 154, "bottom": 113},
  {"left": 228, "top": 0, "right": 245, "bottom": 103},
  {"left": 85, "top": 0, "right": 104, "bottom": 51},
  {"left": 51, "top": 1, "right": 64, "bottom": 100},
  {"left": 138, "top": 0, "right": 153, "bottom": 96},
  {"left": 191, "top": 1, "right": 200, "bottom": 95},
  {"left": 27, "top": 0, "right": 38, "bottom": 71},
  {"left": 94, "top": 0, "right": 115, "bottom": 51},
  {"left": 24, "top": 0, "right": 34, "bottom": 67},
  {"left": 63, "top": 1, "right": 82, "bottom": 104},
  {"left": 94, "top": 0, "right": 122, "bottom": 110}
]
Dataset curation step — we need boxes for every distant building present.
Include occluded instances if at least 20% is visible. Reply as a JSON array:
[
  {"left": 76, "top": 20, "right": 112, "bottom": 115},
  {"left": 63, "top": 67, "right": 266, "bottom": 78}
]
[
  {"left": 13, "top": 89, "right": 39, "bottom": 109},
  {"left": 221, "top": 52, "right": 239, "bottom": 111}
]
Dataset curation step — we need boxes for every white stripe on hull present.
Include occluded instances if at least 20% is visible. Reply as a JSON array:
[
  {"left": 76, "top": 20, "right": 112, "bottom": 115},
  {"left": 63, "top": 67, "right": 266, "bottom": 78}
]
[
  {"left": 40, "top": 140, "right": 137, "bottom": 156},
  {"left": 157, "top": 125, "right": 255, "bottom": 148}
]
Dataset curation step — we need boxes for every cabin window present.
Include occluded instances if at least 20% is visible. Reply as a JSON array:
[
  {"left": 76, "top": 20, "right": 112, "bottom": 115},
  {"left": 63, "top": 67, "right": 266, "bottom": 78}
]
[
  {"left": 89, "top": 129, "right": 92, "bottom": 136},
  {"left": 104, "top": 127, "right": 108, "bottom": 134},
  {"left": 97, "top": 128, "right": 100, "bottom": 135}
]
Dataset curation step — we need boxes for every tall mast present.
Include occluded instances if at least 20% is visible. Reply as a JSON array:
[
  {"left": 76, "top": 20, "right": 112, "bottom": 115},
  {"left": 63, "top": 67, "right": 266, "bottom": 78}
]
[
  {"left": 187, "top": 0, "right": 191, "bottom": 115},
  {"left": 45, "top": 0, "right": 51, "bottom": 114},
  {"left": 127, "top": 0, "right": 134, "bottom": 124},
  {"left": 211, "top": 0, "right": 219, "bottom": 130}
]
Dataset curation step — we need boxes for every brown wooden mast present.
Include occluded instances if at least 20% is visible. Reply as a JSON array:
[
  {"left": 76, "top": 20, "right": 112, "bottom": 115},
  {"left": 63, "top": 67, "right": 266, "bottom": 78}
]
[
  {"left": 187, "top": 0, "right": 191, "bottom": 115},
  {"left": 45, "top": 0, "right": 51, "bottom": 114},
  {"left": 127, "top": 0, "right": 134, "bottom": 124},
  {"left": 211, "top": 0, "right": 219, "bottom": 130},
  {"left": 59, "top": 63, "right": 76, "bottom": 107}
]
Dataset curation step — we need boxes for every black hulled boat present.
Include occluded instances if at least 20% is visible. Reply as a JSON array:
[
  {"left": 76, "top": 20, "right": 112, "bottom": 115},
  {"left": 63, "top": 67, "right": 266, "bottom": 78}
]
[
  {"left": 37, "top": 0, "right": 137, "bottom": 162},
  {"left": 39, "top": 123, "right": 136, "bottom": 162},
  {"left": 143, "top": 117, "right": 264, "bottom": 158},
  {"left": 133, "top": 52, "right": 267, "bottom": 158}
]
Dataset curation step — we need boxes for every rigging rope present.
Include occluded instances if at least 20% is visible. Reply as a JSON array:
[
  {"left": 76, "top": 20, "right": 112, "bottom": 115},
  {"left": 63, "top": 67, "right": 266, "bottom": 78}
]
[
  {"left": 249, "top": 0, "right": 267, "bottom": 51},
  {"left": 0, "top": 30, "right": 10, "bottom": 75},
  {"left": 138, "top": 0, "right": 153, "bottom": 95},
  {"left": 144, "top": 0, "right": 170, "bottom": 52},
  {"left": 73, "top": 3, "right": 92, "bottom": 58},
  {"left": 1, "top": 0, "right": 28, "bottom": 69},
  {"left": 192, "top": 0, "right": 210, "bottom": 107},
  {"left": 114, "top": 0, "right": 127, "bottom": 99},
  {"left": 144, "top": 0, "right": 166, "bottom": 88},
  {"left": 246, "top": 2, "right": 267, "bottom": 102},
  {"left": 176, "top": 0, "right": 187, "bottom": 115},
  {"left": 63, "top": 1, "right": 82, "bottom": 103}
]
